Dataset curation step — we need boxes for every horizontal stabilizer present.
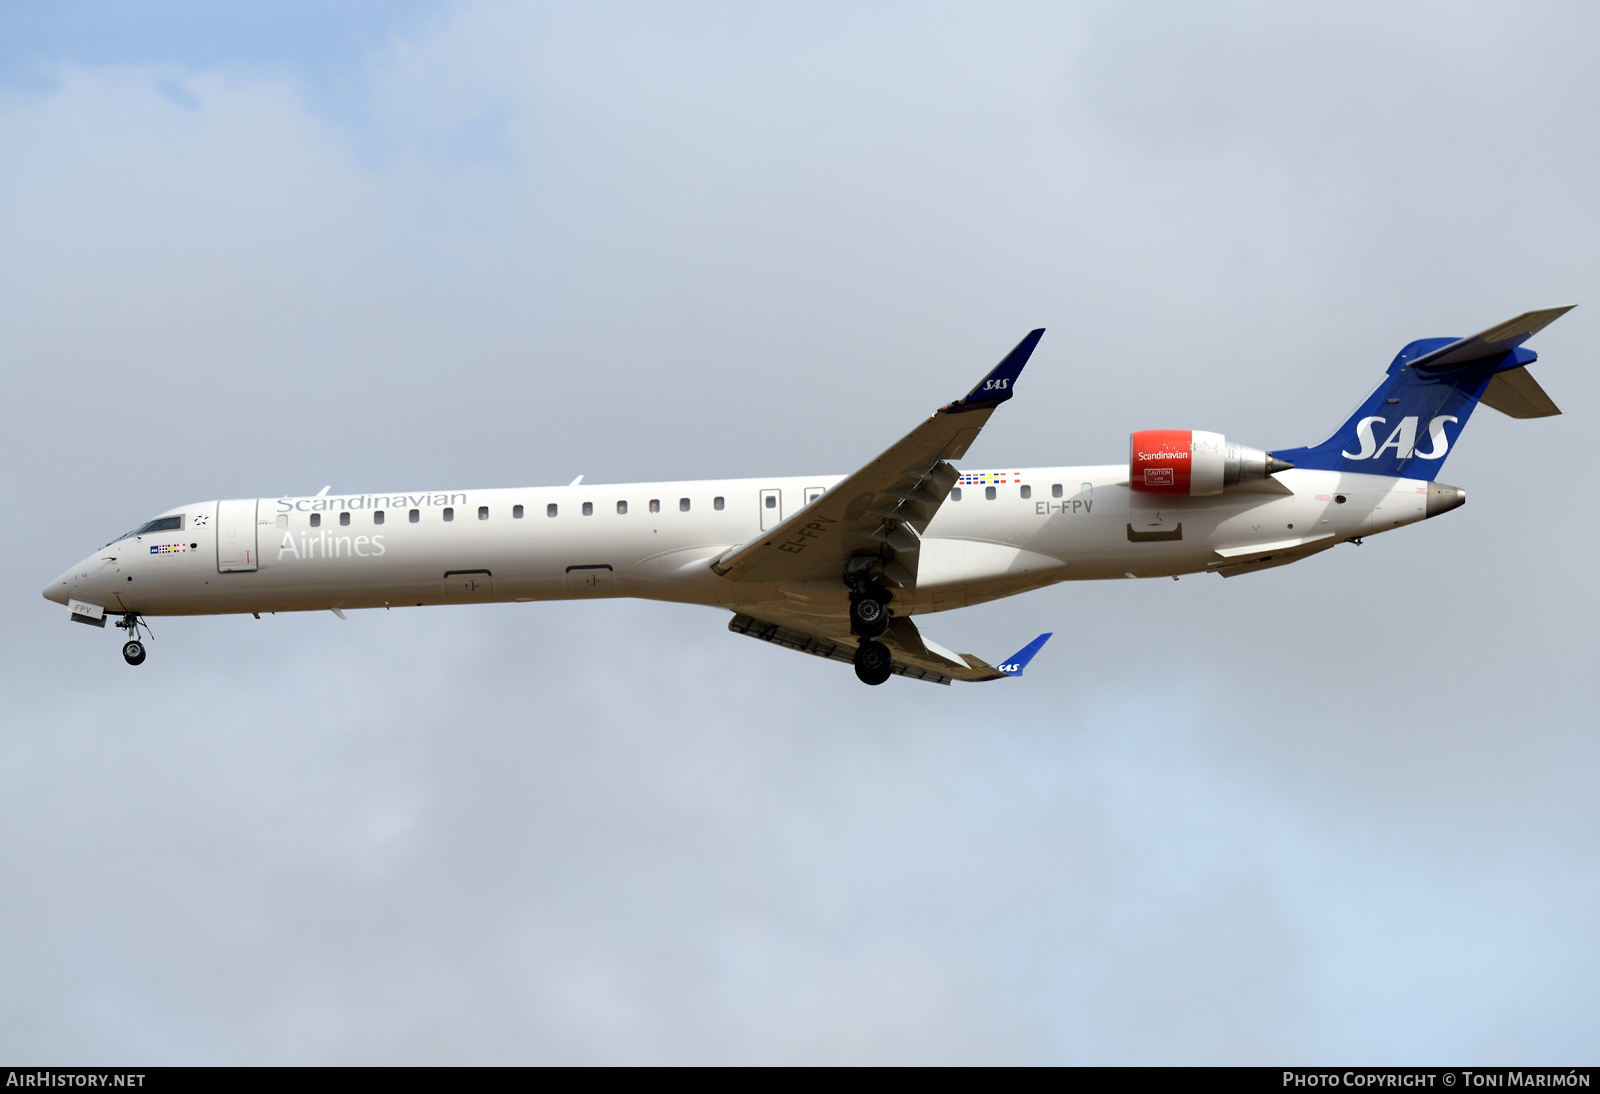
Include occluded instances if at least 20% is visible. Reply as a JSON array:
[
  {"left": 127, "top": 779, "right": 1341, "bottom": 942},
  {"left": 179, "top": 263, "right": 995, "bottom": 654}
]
[
  {"left": 1479, "top": 366, "right": 1562, "bottom": 418},
  {"left": 1412, "top": 306, "right": 1575, "bottom": 371},
  {"left": 996, "top": 632, "right": 1052, "bottom": 676}
]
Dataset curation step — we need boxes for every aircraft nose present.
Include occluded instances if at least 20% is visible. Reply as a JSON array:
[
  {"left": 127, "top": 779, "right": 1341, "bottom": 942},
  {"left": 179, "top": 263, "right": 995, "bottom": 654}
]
[{"left": 43, "top": 572, "right": 72, "bottom": 606}]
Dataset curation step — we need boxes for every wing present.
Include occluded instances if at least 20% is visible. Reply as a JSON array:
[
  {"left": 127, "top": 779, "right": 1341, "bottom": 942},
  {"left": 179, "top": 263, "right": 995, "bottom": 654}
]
[
  {"left": 729, "top": 609, "right": 1015, "bottom": 685},
  {"left": 711, "top": 328, "right": 1045, "bottom": 590}
]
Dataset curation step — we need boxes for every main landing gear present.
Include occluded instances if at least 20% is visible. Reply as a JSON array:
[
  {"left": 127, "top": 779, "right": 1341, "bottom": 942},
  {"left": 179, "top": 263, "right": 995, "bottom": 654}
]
[
  {"left": 845, "top": 560, "right": 895, "bottom": 684},
  {"left": 115, "top": 614, "right": 151, "bottom": 666},
  {"left": 853, "top": 639, "right": 893, "bottom": 686},
  {"left": 849, "top": 593, "right": 889, "bottom": 638},
  {"left": 846, "top": 570, "right": 892, "bottom": 640}
]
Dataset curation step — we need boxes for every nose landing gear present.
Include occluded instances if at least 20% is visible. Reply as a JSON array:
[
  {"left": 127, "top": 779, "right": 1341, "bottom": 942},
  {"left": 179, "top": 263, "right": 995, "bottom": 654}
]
[{"left": 114, "top": 613, "right": 152, "bottom": 666}]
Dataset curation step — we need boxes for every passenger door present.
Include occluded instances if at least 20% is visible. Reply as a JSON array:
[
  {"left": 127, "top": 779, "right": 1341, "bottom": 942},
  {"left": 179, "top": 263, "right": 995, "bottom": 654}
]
[{"left": 216, "top": 499, "right": 259, "bottom": 572}]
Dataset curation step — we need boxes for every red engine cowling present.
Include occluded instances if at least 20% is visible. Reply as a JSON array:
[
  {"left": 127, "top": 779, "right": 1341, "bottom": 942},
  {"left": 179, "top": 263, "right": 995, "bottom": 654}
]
[{"left": 1130, "top": 430, "right": 1291, "bottom": 495}]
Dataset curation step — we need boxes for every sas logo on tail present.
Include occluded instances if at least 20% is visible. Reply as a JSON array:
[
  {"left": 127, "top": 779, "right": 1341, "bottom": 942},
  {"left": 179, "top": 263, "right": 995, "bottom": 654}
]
[{"left": 1343, "top": 415, "right": 1458, "bottom": 461}]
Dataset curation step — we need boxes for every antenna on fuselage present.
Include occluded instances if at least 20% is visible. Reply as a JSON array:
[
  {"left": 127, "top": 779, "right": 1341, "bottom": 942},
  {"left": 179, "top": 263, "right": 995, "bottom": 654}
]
[
  {"left": 316, "top": 485, "right": 331, "bottom": 496},
  {"left": 568, "top": 475, "right": 583, "bottom": 486}
]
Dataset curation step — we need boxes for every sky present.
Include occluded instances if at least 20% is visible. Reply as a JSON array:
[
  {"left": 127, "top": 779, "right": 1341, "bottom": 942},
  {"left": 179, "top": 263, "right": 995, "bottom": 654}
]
[{"left": 2, "top": 0, "right": 1597, "bottom": 1065}]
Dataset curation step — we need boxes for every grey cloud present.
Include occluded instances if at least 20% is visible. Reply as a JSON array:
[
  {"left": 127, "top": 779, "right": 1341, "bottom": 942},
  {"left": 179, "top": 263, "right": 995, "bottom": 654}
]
[{"left": 2, "top": 1, "right": 1596, "bottom": 1063}]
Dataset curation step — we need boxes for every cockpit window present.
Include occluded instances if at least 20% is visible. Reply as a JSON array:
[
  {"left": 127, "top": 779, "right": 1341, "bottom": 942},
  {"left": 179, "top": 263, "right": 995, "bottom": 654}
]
[{"left": 109, "top": 515, "right": 184, "bottom": 545}]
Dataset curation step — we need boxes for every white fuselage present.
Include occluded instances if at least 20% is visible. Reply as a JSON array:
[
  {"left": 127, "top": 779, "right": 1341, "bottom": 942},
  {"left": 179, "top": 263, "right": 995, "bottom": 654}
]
[{"left": 46, "top": 467, "right": 1437, "bottom": 623}]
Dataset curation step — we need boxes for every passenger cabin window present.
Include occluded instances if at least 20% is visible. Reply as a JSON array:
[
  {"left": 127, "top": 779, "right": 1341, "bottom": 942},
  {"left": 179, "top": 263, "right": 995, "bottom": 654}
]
[
  {"left": 582, "top": 502, "right": 593, "bottom": 516},
  {"left": 547, "top": 503, "right": 558, "bottom": 518},
  {"left": 513, "top": 504, "right": 524, "bottom": 518},
  {"left": 679, "top": 498, "right": 690, "bottom": 512},
  {"left": 985, "top": 486, "right": 996, "bottom": 501},
  {"left": 478, "top": 506, "right": 489, "bottom": 520},
  {"left": 409, "top": 509, "right": 420, "bottom": 523},
  {"left": 714, "top": 496, "right": 724, "bottom": 510},
  {"left": 340, "top": 512, "right": 350, "bottom": 526},
  {"left": 276, "top": 514, "right": 287, "bottom": 529},
  {"left": 374, "top": 511, "right": 384, "bottom": 525},
  {"left": 650, "top": 499, "right": 660, "bottom": 513},
  {"left": 1052, "top": 484, "right": 1063, "bottom": 498},
  {"left": 1020, "top": 485, "right": 1032, "bottom": 500},
  {"left": 443, "top": 507, "right": 454, "bottom": 522},
  {"left": 310, "top": 513, "right": 321, "bottom": 528},
  {"left": 950, "top": 487, "right": 962, "bottom": 501},
  {"left": 617, "top": 501, "right": 627, "bottom": 515}
]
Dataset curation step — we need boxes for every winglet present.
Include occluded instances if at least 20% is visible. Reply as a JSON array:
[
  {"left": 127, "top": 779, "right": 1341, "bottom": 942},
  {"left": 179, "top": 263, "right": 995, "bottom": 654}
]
[
  {"left": 996, "top": 632, "right": 1052, "bottom": 676},
  {"left": 947, "top": 328, "right": 1045, "bottom": 414}
]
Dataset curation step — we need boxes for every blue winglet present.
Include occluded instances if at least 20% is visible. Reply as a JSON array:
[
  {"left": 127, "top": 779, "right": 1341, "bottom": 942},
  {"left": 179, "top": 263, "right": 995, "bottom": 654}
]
[
  {"left": 947, "top": 328, "right": 1045, "bottom": 414},
  {"left": 996, "top": 632, "right": 1052, "bottom": 676}
]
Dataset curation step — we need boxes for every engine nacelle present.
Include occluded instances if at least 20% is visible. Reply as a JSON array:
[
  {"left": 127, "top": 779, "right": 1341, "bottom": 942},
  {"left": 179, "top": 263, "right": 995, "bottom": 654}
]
[{"left": 1129, "top": 430, "right": 1292, "bottom": 495}]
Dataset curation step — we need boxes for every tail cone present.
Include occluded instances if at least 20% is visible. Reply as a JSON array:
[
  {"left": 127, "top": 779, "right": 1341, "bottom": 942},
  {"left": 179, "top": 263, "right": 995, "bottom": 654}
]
[{"left": 1425, "top": 482, "right": 1466, "bottom": 518}]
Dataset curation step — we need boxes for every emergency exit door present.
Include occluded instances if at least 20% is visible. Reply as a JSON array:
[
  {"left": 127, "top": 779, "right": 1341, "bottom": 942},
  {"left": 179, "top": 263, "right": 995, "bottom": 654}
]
[{"left": 216, "top": 498, "right": 259, "bottom": 572}]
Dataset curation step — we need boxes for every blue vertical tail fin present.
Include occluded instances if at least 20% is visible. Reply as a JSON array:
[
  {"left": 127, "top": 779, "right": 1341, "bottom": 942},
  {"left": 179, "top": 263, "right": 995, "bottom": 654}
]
[{"left": 1272, "top": 307, "right": 1573, "bottom": 480}]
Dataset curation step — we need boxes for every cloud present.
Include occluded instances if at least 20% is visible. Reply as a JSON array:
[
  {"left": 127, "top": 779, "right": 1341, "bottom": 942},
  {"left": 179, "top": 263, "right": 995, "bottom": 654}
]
[{"left": 2, "top": 0, "right": 1597, "bottom": 1063}]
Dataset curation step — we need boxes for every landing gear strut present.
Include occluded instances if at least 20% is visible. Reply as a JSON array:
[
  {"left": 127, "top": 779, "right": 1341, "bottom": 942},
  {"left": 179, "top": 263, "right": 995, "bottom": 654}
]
[
  {"left": 853, "top": 639, "right": 893, "bottom": 686},
  {"left": 845, "top": 566, "right": 892, "bottom": 639},
  {"left": 115, "top": 614, "right": 151, "bottom": 666},
  {"left": 844, "top": 557, "right": 894, "bottom": 680}
]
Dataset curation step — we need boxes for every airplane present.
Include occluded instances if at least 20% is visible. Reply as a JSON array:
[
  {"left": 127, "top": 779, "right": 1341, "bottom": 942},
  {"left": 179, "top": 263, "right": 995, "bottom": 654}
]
[{"left": 44, "top": 307, "right": 1572, "bottom": 685}]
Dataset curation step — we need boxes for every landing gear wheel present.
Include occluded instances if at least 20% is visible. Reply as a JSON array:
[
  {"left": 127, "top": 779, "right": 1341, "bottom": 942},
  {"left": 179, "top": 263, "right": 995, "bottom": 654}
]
[
  {"left": 849, "top": 595, "right": 889, "bottom": 638},
  {"left": 853, "top": 639, "right": 892, "bottom": 686},
  {"left": 122, "top": 640, "right": 146, "bottom": 666}
]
